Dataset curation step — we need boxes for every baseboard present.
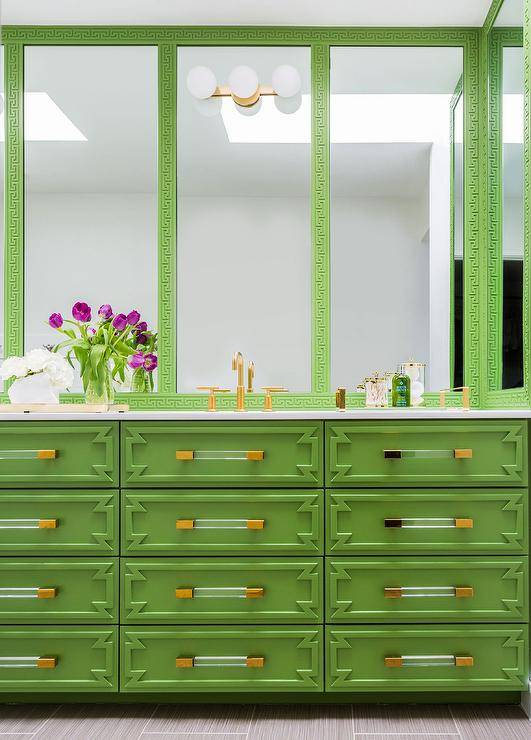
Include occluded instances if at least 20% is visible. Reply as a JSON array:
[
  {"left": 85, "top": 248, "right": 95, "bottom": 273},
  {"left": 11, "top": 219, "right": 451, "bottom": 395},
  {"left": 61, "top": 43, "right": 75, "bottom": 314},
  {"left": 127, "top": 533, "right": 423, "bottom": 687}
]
[{"left": 521, "top": 682, "right": 531, "bottom": 718}]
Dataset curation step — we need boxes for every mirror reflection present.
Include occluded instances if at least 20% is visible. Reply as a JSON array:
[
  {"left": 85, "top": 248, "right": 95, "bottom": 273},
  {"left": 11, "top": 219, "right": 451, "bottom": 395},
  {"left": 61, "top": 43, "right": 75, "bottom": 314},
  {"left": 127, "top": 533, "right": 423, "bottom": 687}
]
[{"left": 330, "top": 47, "right": 463, "bottom": 392}]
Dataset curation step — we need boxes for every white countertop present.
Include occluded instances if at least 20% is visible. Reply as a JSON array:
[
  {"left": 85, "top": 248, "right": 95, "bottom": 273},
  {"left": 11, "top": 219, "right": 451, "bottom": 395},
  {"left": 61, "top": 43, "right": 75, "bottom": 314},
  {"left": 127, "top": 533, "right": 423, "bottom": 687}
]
[{"left": 1, "top": 408, "right": 531, "bottom": 421}]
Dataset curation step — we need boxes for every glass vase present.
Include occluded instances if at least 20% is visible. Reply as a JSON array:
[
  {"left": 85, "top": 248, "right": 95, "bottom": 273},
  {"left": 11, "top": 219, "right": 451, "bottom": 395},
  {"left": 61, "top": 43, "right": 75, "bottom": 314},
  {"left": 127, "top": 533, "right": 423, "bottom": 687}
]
[
  {"left": 131, "top": 367, "right": 150, "bottom": 393},
  {"left": 85, "top": 368, "right": 115, "bottom": 405}
]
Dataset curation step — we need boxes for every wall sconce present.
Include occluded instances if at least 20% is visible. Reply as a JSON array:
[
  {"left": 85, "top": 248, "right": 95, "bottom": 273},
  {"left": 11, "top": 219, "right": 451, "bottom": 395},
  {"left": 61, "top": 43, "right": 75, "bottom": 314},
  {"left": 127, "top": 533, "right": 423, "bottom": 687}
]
[{"left": 186, "top": 64, "right": 302, "bottom": 116}]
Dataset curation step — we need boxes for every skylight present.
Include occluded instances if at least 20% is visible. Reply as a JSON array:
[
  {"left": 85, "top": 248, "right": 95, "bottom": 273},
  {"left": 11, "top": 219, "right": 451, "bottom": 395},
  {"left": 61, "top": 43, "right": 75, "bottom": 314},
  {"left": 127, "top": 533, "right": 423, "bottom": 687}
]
[{"left": 0, "top": 92, "right": 87, "bottom": 141}]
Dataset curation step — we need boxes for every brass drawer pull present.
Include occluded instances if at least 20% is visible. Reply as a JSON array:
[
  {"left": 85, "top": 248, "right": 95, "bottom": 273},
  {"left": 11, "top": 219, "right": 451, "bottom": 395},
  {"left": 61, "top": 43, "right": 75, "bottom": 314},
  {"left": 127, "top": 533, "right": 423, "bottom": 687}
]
[
  {"left": 0, "top": 450, "right": 57, "bottom": 461},
  {"left": 176, "top": 518, "right": 265, "bottom": 530},
  {"left": 384, "top": 449, "right": 473, "bottom": 460},
  {"left": 384, "top": 517, "right": 473, "bottom": 529},
  {"left": 385, "top": 654, "right": 474, "bottom": 668},
  {"left": 175, "top": 586, "right": 264, "bottom": 599},
  {"left": 0, "top": 518, "right": 58, "bottom": 530},
  {"left": 0, "top": 656, "right": 57, "bottom": 669},
  {"left": 384, "top": 586, "right": 474, "bottom": 599},
  {"left": 0, "top": 587, "right": 57, "bottom": 599},
  {"left": 176, "top": 450, "right": 264, "bottom": 461},
  {"left": 176, "top": 655, "right": 264, "bottom": 669}
]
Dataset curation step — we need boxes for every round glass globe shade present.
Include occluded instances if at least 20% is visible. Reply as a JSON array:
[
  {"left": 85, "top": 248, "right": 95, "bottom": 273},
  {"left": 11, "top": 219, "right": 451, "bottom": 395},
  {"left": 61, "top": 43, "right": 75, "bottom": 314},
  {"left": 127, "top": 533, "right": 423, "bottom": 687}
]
[
  {"left": 186, "top": 66, "right": 217, "bottom": 99},
  {"left": 229, "top": 65, "right": 259, "bottom": 99},
  {"left": 272, "top": 64, "right": 301, "bottom": 98}
]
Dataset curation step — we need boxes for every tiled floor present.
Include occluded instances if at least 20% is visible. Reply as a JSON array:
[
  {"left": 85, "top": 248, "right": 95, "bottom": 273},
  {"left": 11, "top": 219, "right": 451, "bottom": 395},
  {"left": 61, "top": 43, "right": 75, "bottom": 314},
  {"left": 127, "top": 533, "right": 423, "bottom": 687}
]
[{"left": 0, "top": 702, "right": 528, "bottom": 740}]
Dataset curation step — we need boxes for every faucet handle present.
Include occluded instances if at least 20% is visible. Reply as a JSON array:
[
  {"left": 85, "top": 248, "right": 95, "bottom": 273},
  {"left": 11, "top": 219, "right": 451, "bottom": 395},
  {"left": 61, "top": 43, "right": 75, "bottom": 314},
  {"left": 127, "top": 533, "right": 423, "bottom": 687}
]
[
  {"left": 247, "top": 361, "right": 255, "bottom": 393},
  {"left": 197, "top": 386, "right": 231, "bottom": 412},
  {"left": 439, "top": 386, "right": 470, "bottom": 411},
  {"left": 261, "top": 386, "right": 288, "bottom": 412}
]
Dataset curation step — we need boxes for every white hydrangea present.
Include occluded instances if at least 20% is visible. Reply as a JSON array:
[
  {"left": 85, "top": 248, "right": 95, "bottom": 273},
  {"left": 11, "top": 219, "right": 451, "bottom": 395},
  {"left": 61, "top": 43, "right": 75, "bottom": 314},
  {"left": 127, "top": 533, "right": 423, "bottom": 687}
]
[
  {"left": 26, "top": 348, "right": 55, "bottom": 373},
  {"left": 43, "top": 355, "right": 74, "bottom": 389},
  {"left": 0, "top": 355, "right": 29, "bottom": 381}
]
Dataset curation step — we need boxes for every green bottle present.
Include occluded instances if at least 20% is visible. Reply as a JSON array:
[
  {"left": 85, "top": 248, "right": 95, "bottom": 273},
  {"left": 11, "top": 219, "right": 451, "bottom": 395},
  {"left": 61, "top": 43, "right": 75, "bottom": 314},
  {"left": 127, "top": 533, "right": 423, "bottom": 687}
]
[{"left": 392, "top": 366, "right": 410, "bottom": 407}]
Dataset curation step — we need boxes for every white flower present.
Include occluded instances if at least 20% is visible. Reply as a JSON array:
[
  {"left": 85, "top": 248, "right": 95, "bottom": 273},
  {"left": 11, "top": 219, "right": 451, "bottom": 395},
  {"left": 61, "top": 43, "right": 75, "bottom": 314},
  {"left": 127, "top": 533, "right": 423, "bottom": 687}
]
[
  {"left": 0, "top": 356, "right": 29, "bottom": 381},
  {"left": 25, "top": 348, "right": 54, "bottom": 373},
  {"left": 43, "top": 355, "right": 74, "bottom": 389}
]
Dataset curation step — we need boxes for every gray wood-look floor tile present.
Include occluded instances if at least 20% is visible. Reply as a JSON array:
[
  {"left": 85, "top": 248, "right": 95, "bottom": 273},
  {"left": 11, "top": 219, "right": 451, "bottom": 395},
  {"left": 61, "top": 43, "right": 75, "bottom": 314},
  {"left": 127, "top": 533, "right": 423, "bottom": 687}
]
[
  {"left": 355, "top": 736, "right": 460, "bottom": 740},
  {"left": 450, "top": 703, "right": 531, "bottom": 740},
  {"left": 0, "top": 735, "right": 35, "bottom": 740},
  {"left": 352, "top": 703, "right": 458, "bottom": 735},
  {"left": 0, "top": 704, "right": 61, "bottom": 733},
  {"left": 247, "top": 703, "right": 353, "bottom": 740},
  {"left": 144, "top": 704, "right": 253, "bottom": 734},
  {"left": 31, "top": 703, "right": 156, "bottom": 740},
  {"left": 142, "top": 735, "right": 247, "bottom": 739}
]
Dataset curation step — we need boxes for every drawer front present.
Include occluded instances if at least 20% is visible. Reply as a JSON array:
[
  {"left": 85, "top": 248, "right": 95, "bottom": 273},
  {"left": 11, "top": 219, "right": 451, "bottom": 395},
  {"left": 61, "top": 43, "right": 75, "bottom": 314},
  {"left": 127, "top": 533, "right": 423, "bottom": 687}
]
[
  {"left": 327, "top": 557, "right": 528, "bottom": 623},
  {"left": 123, "top": 490, "right": 323, "bottom": 555},
  {"left": 0, "top": 490, "right": 117, "bottom": 555},
  {"left": 0, "top": 627, "right": 117, "bottom": 691},
  {"left": 121, "top": 626, "right": 323, "bottom": 692},
  {"left": 327, "top": 421, "right": 527, "bottom": 487},
  {"left": 0, "top": 423, "right": 118, "bottom": 487},
  {"left": 0, "top": 559, "right": 117, "bottom": 623},
  {"left": 122, "top": 422, "right": 323, "bottom": 487},
  {"left": 328, "top": 490, "right": 527, "bottom": 554},
  {"left": 326, "top": 625, "right": 528, "bottom": 691},
  {"left": 122, "top": 558, "right": 322, "bottom": 624}
]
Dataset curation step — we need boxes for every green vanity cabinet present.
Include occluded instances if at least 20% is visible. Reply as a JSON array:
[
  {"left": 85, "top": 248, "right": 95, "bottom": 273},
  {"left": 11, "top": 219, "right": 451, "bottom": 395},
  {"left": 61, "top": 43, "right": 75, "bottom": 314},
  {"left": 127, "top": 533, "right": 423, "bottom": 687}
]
[
  {"left": 121, "top": 626, "right": 323, "bottom": 692},
  {"left": 326, "top": 421, "right": 527, "bottom": 487},
  {"left": 122, "top": 422, "right": 323, "bottom": 487},
  {"left": 122, "top": 558, "right": 323, "bottom": 624},
  {"left": 326, "top": 625, "right": 529, "bottom": 691},
  {"left": 0, "top": 423, "right": 118, "bottom": 487},
  {"left": 0, "top": 490, "right": 118, "bottom": 555},
  {"left": 122, "top": 490, "right": 323, "bottom": 555},
  {"left": 327, "top": 557, "right": 528, "bottom": 622}
]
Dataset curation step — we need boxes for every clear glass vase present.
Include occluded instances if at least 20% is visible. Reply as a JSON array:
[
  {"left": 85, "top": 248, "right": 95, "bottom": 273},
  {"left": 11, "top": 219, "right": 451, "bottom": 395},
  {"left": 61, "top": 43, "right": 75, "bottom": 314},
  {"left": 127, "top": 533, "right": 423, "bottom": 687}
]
[
  {"left": 131, "top": 367, "right": 150, "bottom": 393},
  {"left": 85, "top": 368, "right": 115, "bottom": 405}
]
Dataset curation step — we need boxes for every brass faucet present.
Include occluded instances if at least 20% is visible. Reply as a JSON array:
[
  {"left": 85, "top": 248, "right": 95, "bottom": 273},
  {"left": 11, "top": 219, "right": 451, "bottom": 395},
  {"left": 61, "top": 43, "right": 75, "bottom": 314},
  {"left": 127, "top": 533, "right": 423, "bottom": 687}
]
[
  {"left": 247, "top": 361, "right": 255, "bottom": 393},
  {"left": 232, "top": 351, "right": 246, "bottom": 412}
]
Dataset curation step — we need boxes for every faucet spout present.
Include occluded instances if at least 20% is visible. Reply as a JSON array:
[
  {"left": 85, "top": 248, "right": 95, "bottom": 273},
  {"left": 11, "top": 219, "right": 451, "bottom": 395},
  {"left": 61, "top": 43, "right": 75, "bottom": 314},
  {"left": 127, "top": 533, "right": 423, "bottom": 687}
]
[{"left": 232, "top": 352, "right": 246, "bottom": 411}]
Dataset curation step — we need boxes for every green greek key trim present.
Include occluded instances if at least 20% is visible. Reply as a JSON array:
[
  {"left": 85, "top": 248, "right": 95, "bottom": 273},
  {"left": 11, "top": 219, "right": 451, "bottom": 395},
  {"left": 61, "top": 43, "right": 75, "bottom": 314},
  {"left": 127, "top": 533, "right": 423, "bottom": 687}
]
[{"left": 524, "top": 0, "right": 531, "bottom": 403}]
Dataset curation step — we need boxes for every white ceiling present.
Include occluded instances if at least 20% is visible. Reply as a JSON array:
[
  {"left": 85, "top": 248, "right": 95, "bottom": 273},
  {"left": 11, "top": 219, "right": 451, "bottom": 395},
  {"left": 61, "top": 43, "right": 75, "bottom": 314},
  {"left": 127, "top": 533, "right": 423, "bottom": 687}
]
[{"left": 1, "top": 0, "right": 494, "bottom": 27}]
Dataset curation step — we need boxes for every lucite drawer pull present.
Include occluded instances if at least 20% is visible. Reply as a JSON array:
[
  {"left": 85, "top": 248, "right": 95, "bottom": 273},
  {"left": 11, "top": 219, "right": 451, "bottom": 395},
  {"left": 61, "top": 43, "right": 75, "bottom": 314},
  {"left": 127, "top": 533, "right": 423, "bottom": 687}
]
[
  {"left": 385, "top": 654, "right": 474, "bottom": 668},
  {"left": 0, "top": 587, "right": 57, "bottom": 599},
  {"left": 384, "top": 586, "right": 474, "bottom": 599},
  {"left": 175, "top": 586, "right": 264, "bottom": 599},
  {"left": 0, "top": 449, "right": 57, "bottom": 461},
  {"left": 0, "top": 656, "right": 57, "bottom": 669},
  {"left": 0, "top": 518, "right": 57, "bottom": 530},
  {"left": 175, "top": 450, "right": 264, "bottom": 461},
  {"left": 384, "top": 517, "right": 473, "bottom": 529},
  {"left": 383, "top": 449, "right": 473, "bottom": 460},
  {"left": 176, "top": 655, "right": 264, "bottom": 669},
  {"left": 176, "top": 518, "right": 265, "bottom": 530}
]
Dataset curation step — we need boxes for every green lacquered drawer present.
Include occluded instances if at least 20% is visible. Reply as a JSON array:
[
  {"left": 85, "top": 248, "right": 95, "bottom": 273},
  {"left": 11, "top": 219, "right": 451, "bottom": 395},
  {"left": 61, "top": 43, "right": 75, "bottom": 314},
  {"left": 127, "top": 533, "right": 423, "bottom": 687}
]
[
  {"left": 0, "top": 423, "right": 118, "bottom": 487},
  {"left": 326, "top": 625, "right": 528, "bottom": 692},
  {"left": 121, "top": 626, "right": 323, "bottom": 692},
  {"left": 328, "top": 490, "right": 527, "bottom": 554},
  {"left": 122, "top": 558, "right": 322, "bottom": 624},
  {"left": 0, "top": 559, "right": 117, "bottom": 623},
  {"left": 122, "top": 490, "right": 323, "bottom": 555},
  {"left": 326, "top": 421, "right": 527, "bottom": 487},
  {"left": 122, "top": 422, "right": 323, "bottom": 487},
  {"left": 327, "top": 557, "right": 528, "bottom": 623},
  {"left": 0, "top": 490, "right": 117, "bottom": 555},
  {"left": 0, "top": 627, "right": 117, "bottom": 691}
]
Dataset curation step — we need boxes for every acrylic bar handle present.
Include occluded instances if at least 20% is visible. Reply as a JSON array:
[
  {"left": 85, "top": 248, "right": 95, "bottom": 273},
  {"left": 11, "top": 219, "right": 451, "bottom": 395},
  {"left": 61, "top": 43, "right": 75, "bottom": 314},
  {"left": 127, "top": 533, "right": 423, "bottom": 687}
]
[
  {"left": 384, "top": 449, "right": 472, "bottom": 460},
  {"left": 0, "top": 518, "right": 57, "bottom": 530},
  {"left": 175, "top": 586, "right": 264, "bottom": 599},
  {"left": 176, "top": 655, "right": 264, "bottom": 669},
  {"left": 0, "top": 450, "right": 57, "bottom": 460},
  {"left": 385, "top": 654, "right": 473, "bottom": 668},
  {"left": 176, "top": 450, "right": 264, "bottom": 461},
  {"left": 0, "top": 587, "right": 56, "bottom": 599},
  {"left": 0, "top": 656, "right": 57, "bottom": 669},
  {"left": 384, "top": 586, "right": 474, "bottom": 599},
  {"left": 176, "top": 518, "right": 264, "bottom": 530},
  {"left": 384, "top": 517, "right": 473, "bottom": 529}
]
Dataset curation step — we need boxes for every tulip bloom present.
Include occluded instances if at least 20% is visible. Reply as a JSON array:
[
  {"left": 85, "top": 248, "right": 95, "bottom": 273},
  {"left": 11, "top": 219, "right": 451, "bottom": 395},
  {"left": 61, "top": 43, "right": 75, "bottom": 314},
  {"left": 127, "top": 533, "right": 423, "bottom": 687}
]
[
  {"left": 126, "top": 310, "right": 141, "bottom": 326},
  {"left": 98, "top": 304, "right": 113, "bottom": 320},
  {"left": 112, "top": 313, "right": 127, "bottom": 331},
  {"left": 135, "top": 321, "right": 148, "bottom": 333},
  {"left": 72, "top": 301, "right": 91, "bottom": 323},
  {"left": 128, "top": 352, "right": 145, "bottom": 369},
  {"left": 143, "top": 353, "right": 158, "bottom": 372},
  {"left": 49, "top": 313, "right": 63, "bottom": 329}
]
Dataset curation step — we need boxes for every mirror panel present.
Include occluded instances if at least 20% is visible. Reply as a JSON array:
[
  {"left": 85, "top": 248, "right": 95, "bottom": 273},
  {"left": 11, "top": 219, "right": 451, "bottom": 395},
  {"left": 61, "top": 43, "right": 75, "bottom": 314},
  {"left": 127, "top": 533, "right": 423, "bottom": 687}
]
[
  {"left": 23, "top": 46, "right": 158, "bottom": 389},
  {"left": 176, "top": 47, "right": 311, "bottom": 393},
  {"left": 330, "top": 47, "right": 463, "bottom": 392},
  {"left": 452, "top": 90, "right": 464, "bottom": 388},
  {"left": 0, "top": 46, "right": 4, "bottom": 367}
]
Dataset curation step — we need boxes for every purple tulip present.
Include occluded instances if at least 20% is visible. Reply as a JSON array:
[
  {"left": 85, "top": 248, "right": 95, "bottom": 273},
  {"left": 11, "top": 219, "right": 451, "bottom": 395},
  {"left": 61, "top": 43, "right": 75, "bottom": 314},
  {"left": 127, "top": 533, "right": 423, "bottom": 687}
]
[
  {"left": 49, "top": 312, "right": 63, "bottom": 329},
  {"left": 143, "top": 353, "right": 158, "bottom": 372},
  {"left": 126, "top": 310, "right": 141, "bottom": 326},
  {"left": 98, "top": 304, "right": 113, "bottom": 320},
  {"left": 112, "top": 313, "right": 127, "bottom": 331},
  {"left": 72, "top": 301, "right": 91, "bottom": 323},
  {"left": 135, "top": 333, "right": 149, "bottom": 345},
  {"left": 135, "top": 321, "right": 148, "bottom": 333},
  {"left": 128, "top": 352, "right": 145, "bottom": 370}
]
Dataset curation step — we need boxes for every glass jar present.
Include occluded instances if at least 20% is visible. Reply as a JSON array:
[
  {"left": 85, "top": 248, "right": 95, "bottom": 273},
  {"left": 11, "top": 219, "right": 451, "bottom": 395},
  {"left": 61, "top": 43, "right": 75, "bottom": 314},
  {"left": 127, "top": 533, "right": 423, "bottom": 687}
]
[
  {"left": 358, "top": 372, "right": 390, "bottom": 408},
  {"left": 399, "top": 360, "right": 426, "bottom": 406}
]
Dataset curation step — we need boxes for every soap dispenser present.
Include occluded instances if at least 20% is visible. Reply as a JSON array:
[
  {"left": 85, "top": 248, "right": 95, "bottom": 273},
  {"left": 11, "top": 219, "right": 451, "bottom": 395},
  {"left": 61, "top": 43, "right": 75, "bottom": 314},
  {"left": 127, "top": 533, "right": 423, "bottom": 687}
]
[{"left": 392, "top": 366, "right": 410, "bottom": 408}]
